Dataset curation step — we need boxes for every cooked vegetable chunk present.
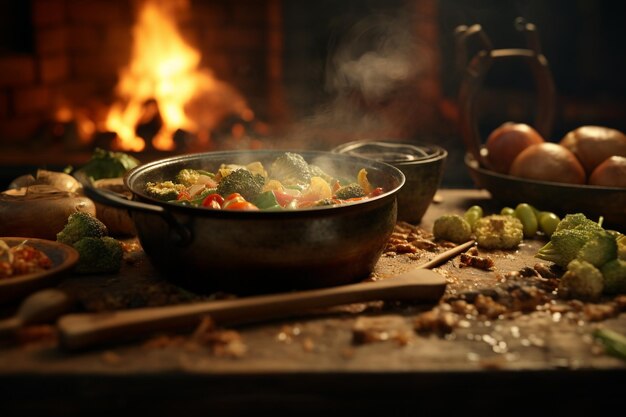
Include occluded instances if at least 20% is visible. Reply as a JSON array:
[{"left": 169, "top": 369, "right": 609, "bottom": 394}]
[
  {"left": 216, "top": 169, "right": 265, "bottom": 202},
  {"left": 335, "top": 183, "right": 366, "bottom": 200},
  {"left": 145, "top": 181, "right": 186, "bottom": 201},
  {"left": 269, "top": 152, "right": 311, "bottom": 187}
]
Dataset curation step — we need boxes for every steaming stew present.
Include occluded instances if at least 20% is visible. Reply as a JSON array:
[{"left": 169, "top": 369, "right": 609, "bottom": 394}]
[{"left": 144, "top": 152, "right": 384, "bottom": 210}]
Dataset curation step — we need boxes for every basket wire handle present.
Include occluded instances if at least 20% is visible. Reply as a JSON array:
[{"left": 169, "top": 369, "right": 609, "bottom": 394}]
[{"left": 456, "top": 18, "right": 556, "bottom": 171}]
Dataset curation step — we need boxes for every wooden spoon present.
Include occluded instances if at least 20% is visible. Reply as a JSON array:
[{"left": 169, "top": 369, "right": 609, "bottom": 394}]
[
  {"left": 0, "top": 289, "right": 74, "bottom": 339},
  {"left": 57, "top": 240, "right": 475, "bottom": 350}
]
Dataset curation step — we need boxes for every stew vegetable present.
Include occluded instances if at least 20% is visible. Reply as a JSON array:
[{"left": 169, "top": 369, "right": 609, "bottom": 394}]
[{"left": 144, "top": 152, "right": 384, "bottom": 211}]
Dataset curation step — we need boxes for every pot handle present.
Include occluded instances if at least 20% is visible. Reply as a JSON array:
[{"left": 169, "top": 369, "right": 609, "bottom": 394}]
[{"left": 74, "top": 171, "right": 192, "bottom": 246}]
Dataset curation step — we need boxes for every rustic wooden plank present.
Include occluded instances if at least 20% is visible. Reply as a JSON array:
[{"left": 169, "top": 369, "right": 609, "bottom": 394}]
[{"left": 0, "top": 188, "right": 624, "bottom": 415}]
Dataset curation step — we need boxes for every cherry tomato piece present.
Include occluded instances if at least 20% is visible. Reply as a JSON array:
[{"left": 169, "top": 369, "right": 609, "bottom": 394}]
[
  {"left": 177, "top": 190, "right": 191, "bottom": 201},
  {"left": 225, "top": 201, "right": 259, "bottom": 211},
  {"left": 201, "top": 193, "right": 224, "bottom": 208}
]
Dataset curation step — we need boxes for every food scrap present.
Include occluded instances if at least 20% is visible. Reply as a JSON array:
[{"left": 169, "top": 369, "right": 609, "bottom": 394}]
[{"left": 459, "top": 246, "right": 495, "bottom": 270}]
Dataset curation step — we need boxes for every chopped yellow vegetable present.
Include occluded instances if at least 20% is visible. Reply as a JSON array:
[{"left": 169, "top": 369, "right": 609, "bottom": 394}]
[{"left": 357, "top": 169, "right": 373, "bottom": 194}]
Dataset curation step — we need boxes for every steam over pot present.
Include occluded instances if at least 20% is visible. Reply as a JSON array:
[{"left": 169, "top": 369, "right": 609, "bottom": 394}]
[{"left": 78, "top": 150, "right": 405, "bottom": 295}]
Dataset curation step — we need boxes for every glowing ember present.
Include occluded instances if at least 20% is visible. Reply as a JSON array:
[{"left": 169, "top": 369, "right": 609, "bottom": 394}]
[{"left": 106, "top": 0, "right": 251, "bottom": 152}]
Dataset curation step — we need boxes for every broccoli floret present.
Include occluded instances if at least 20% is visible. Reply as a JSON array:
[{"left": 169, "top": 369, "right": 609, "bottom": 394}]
[
  {"left": 432, "top": 214, "right": 473, "bottom": 244},
  {"left": 577, "top": 230, "right": 618, "bottom": 267},
  {"left": 335, "top": 183, "right": 366, "bottom": 200},
  {"left": 175, "top": 169, "right": 214, "bottom": 187},
  {"left": 314, "top": 198, "right": 341, "bottom": 207},
  {"left": 216, "top": 168, "right": 265, "bottom": 201},
  {"left": 56, "top": 212, "right": 108, "bottom": 245},
  {"left": 269, "top": 152, "right": 311, "bottom": 187},
  {"left": 616, "top": 233, "right": 626, "bottom": 261},
  {"left": 72, "top": 236, "right": 123, "bottom": 274},
  {"left": 79, "top": 147, "right": 140, "bottom": 181},
  {"left": 145, "top": 181, "right": 186, "bottom": 201},
  {"left": 555, "top": 213, "right": 602, "bottom": 233},
  {"left": 601, "top": 259, "right": 626, "bottom": 294},
  {"left": 558, "top": 259, "right": 604, "bottom": 301},
  {"left": 309, "top": 164, "right": 334, "bottom": 184},
  {"left": 536, "top": 214, "right": 612, "bottom": 268},
  {"left": 473, "top": 214, "right": 523, "bottom": 250}
]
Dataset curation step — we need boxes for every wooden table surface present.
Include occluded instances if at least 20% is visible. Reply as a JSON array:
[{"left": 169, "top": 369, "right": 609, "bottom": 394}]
[{"left": 1, "top": 188, "right": 624, "bottom": 417}]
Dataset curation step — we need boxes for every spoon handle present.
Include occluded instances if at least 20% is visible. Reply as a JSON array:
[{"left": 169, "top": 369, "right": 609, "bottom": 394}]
[
  {"left": 57, "top": 240, "right": 474, "bottom": 351},
  {"left": 57, "top": 268, "right": 446, "bottom": 350}
]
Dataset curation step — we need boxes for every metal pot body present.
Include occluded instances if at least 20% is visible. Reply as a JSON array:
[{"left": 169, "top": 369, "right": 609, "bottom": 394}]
[{"left": 100, "top": 150, "right": 404, "bottom": 294}]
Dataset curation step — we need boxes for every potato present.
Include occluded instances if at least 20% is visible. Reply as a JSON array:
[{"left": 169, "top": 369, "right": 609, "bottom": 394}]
[{"left": 560, "top": 126, "right": 626, "bottom": 175}]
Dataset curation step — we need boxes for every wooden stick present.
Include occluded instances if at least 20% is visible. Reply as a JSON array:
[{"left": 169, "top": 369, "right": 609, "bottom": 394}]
[{"left": 416, "top": 239, "right": 475, "bottom": 270}]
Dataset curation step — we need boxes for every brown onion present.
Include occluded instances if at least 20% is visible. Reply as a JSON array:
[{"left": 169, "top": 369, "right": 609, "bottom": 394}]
[
  {"left": 509, "top": 143, "right": 586, "bottom": 185},
  {"left": 588, "top": 156, "right": 626, "bottom": 188},
  {"left": 560, "top": 126, "right": 626, "bottom": 175},
  {"left": 484, "top": 122, "right": 545, "bottom": 174}
]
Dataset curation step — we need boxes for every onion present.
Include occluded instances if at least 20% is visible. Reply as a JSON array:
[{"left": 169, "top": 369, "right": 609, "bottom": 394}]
[
  {"left": 560, "top": 126, "right": 626, "bottom": 175},
  {"left": 484, "top": 122, "right": 545, "bottom": 174},
  {"left": 509, "top": 143, "right": 586, "bottom": 185},
  {"left": 588, "top": 156, "right": 626, "bottom": 188}
]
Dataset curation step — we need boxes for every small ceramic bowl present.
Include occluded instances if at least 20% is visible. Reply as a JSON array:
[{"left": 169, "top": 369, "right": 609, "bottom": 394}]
[{"left": 332, "top": 140, "right": 447, "bottom": 224}]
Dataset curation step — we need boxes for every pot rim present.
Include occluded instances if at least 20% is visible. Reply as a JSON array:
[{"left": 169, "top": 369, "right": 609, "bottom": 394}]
[{"left": 123, "top": 149, "right": 406, "bottom": 218}]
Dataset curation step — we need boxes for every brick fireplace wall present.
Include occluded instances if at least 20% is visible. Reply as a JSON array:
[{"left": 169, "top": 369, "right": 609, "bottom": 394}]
[{"left": 0, "top": 0, "right": 283, "bottom": 149}]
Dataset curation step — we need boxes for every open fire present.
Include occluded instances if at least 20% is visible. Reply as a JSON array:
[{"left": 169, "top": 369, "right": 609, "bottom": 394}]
[{"left": 104, "top": 0, "right": 253, "bottom": 153}]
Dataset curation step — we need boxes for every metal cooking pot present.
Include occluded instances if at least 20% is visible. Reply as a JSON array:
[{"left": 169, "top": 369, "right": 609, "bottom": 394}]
[{"left": 77, "top": 150, "right": 405, "bottom": 295}]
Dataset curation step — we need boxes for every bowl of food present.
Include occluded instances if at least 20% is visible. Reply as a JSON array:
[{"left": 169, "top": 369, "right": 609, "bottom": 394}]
[
  {"left": 77, "top": 150, "right": 405, "bottom": 294},
  {"left": 0, "top": 237, "right": 79, "bottom": 303},
  {"left": 332, "top": 140, "right": 447, "bottom": 224},
  {"left": 465, "top": 124, "right": 626, "bottom": 230}
]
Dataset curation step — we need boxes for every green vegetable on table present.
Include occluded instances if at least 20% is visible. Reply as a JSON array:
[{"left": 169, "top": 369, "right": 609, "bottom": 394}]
[
  {"left": 558, "top": 259, "right": 604, "bottom": 300},
  {"left": 514, "top": 203, "right": 538, "bottom": 238},
  {"left": 593, "top": 328, "right": 626, "bottom": 362},
  {"left": 72, "top": 236, "right": 123, "bottom": 274},
  {"left": 463, "top": 205, "right": 483, "bottom": 230},
  {"left": 56, "top": 211, "right": 108, "bottom": 245},
  {"left": 432, "top": 214, "right": 472, "bottom": 244},
  {"left": 473, "top": 214, "right": 524, "bottom": 250},
  {"left": 78, "top": 148, "right": 140, "bottom": 181},
  {"left": 536, "top": 213, "right": 626, "bottom": 299},
  {"left": 56, "top": 211, "right": 123, "bottom": 275}
]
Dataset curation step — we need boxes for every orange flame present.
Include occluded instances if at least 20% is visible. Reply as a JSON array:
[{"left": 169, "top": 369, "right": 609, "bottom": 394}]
[{"left": 106, "top": 0, "right": 251, "bottom": 152}]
